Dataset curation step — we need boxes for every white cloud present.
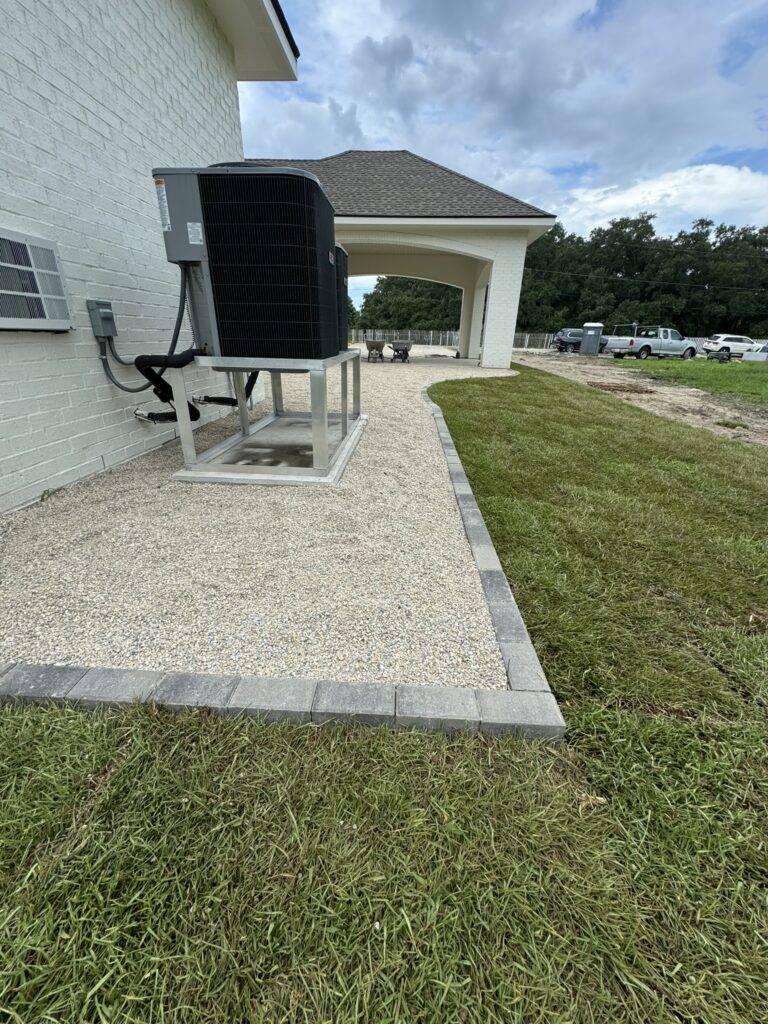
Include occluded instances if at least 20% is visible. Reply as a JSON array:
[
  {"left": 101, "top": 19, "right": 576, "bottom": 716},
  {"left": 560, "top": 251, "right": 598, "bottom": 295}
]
[
  {"left": 563, "top": 163, "right": 768, "bottom": 234},
  {"left": 720, "top": 0, "right": 768, "bottom": 24},
  {"left": 240, "top": 0, "right": 768, "bottom": 235}
]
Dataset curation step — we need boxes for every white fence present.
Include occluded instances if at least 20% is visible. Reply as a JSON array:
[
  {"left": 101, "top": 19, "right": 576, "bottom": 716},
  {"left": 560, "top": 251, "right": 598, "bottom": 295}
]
[
  {"left": 350, "top": 328, "right": 459, "bottom": 347},
  {"left": 513, "top": 333, "right": 555, "bottom": 350},
  {"left": 351, "top": 330, "right": 557, "bottom": 350},
  {"left": 351, "top": 330, "right": 765, "bottom": 354}
]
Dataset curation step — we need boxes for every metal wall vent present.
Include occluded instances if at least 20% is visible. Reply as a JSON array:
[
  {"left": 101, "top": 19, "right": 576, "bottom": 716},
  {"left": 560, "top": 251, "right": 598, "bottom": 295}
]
[{"left": 0, "top": 228, "right": 71, "bottom": 331}]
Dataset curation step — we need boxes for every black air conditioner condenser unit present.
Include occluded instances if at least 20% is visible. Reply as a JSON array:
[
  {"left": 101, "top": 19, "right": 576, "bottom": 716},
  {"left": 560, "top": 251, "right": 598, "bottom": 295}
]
[{"left": 152, "top": 164, "right": 340, "bottom": 361}]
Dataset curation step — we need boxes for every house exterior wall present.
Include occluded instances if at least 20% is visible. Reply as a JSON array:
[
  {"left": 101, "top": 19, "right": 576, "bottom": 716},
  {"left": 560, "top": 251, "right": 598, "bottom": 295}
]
[
  {"left": 338, "top": 223, "right": 533, "bottom": 368},
  {"left": 0, "top": 0, "right": 246, "bottom": 513}
]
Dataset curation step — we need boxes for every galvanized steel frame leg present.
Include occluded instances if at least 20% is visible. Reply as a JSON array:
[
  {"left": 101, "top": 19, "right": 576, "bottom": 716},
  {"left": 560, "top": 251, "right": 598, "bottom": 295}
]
[
  {"left": 233, "top": 372, "right": 250, "bottom": 436},
  {"left": 271, "top": 372, "right": 284, "bottom": 415},
  {"left": 169, "top": 368, "right": 197, "bottom": 467},
  {"left": 340, "top": 361, "right": 348, "bottom": 438},
  {"left": 310, "top": 368, "right": 329, "bottom": 470},
  {"left": 352, "top": 351, "right": 361, "bottom": 419}
]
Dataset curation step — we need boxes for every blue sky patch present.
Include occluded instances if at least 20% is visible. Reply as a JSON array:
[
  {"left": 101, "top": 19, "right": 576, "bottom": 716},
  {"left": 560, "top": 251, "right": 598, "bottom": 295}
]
[
  {"left": 719, "top": 10, "right": 768, "bottom": 76},
  {"left": 550, "top": 161, "right": 601, "bottom": 187},
  {"left": 576, "top": 0, "right": 622, "bottom": 31},
  {"left": 695, "top": 147, "right": 768, "bottom": 173}
]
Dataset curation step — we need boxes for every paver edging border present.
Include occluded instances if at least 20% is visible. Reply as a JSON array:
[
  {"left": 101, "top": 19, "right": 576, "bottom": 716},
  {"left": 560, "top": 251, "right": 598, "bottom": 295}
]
[
  {"left": 0, "top": 663, "right": 563, "bottom": 739},
  {"left": 421, "top": 383, "right": 566, "bottom": 736}
]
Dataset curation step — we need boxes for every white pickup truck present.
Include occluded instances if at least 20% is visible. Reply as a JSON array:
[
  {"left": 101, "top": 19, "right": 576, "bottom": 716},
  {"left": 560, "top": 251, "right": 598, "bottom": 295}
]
[{"left": 603, "top": 325, "right": 697, "bottom": 360}]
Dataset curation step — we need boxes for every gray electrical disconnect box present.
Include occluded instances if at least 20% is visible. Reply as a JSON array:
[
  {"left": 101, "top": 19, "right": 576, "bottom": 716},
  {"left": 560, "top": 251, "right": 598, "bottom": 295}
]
[
  {"left": 581, "top": 321, "right": 603, "bottom": 355},
  {"left": 87, "top": 299, "right": 118, "bottom": 338}
]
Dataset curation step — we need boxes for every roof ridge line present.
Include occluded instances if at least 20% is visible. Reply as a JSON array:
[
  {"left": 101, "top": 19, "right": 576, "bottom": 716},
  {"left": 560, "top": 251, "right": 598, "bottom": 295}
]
[{"left": 247, "top": 150, "right": 414, "bottom": 162}]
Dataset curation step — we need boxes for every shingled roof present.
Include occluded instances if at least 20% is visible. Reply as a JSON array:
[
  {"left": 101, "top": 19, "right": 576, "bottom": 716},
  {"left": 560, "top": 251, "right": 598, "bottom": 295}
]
[{"left": 247, "top": 150, "right": 553, "bottom": 219}]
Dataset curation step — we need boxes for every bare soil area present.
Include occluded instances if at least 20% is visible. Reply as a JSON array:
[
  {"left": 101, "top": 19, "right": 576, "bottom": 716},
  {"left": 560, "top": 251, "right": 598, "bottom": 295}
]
[{"left": 513, "top": 353, "right": 768, "bottom": 447}]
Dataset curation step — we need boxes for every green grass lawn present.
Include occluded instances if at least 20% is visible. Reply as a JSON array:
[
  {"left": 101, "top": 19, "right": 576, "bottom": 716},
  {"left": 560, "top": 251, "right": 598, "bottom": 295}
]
[
  {"left": 614, "top": 355, "right": 768, "bottom": 406},
  {"left": 1, "top": 367, "right": 767, "bottom": 1023}
]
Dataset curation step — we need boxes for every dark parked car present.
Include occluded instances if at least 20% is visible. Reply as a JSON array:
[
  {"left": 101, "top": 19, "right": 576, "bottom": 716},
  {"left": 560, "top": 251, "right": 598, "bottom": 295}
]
[{"left": 553, "top": 328, "right": 607, "bottom": 353}]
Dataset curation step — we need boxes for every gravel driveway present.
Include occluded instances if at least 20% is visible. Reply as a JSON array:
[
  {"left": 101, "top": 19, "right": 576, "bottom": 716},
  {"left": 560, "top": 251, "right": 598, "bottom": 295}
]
[{"left": 1, "top": 350, "right": 510, "bottom": 689}]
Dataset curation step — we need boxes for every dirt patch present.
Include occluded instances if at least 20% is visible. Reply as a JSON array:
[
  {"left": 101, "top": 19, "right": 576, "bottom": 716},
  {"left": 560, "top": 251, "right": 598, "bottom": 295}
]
[
  {"left": 588, "top": 381, "right": 655, "bottom": 395},
  {"left": 513, "top": 353, "right": 768, "bottom": 447}
]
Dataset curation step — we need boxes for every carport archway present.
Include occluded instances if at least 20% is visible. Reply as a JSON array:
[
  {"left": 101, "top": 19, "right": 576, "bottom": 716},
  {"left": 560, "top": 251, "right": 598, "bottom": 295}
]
[
  {"left": 350, "top": 273, "right": 465, "bottom": 349},
  {"left": 342, "top": 240, "right": 489, "bottom": 358}
]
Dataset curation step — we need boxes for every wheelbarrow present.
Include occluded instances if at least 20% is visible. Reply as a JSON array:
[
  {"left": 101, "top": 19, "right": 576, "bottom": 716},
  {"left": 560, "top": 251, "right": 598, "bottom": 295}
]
[
  {"left": 389, "top": 340, "right": 413, "bottom": 363},
  {"left": 366, "top": 339, "right": 386, "bottom": 362}
]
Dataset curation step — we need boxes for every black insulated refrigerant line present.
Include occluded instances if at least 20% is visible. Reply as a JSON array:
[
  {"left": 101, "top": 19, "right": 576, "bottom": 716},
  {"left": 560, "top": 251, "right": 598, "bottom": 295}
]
[
  {"left": 196, "top": 371, "right": 260, "bottom": 408},
  {"left": 96, "top": 264, "right": 260, "bottom": 423},
  {"left": 96, "top": 264, "right": 190, "bottom": 394},
  {"left": 95, "top": 265, "right": 199, "bottom": 423}
]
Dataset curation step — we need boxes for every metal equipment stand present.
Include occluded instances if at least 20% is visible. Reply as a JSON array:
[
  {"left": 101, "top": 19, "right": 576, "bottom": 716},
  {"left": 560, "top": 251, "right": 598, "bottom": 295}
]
[{"left": 168, "top": 349, "right": 366, "bottom": 486}]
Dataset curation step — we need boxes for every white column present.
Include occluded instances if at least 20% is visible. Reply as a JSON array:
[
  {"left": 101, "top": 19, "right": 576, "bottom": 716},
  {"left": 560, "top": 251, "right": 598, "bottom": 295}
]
[
  {"left": 457, "top": 287, "right": 472, "bottom": 357},
  {"left": 468, "top": 266, "right": 490, "bottom": 360},
  {"left": 481, "top": 235, "right": 528, "bottom": 368}
]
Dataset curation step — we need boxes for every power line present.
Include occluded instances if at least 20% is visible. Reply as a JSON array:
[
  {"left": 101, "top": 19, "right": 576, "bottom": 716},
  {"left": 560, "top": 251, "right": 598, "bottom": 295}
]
[{"left": 522, "top": 264, "right": 767, "bottom": 295}]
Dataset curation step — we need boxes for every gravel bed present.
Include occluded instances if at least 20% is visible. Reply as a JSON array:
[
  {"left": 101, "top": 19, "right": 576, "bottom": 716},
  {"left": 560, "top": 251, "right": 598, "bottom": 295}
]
[{"left": 0, "top": 350, "right": 511, "bottom": 689}]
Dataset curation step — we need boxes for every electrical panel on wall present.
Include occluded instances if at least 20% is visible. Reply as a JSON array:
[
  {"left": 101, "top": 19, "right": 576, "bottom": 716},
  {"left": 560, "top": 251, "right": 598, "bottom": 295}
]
[{"left": 0, "top": 228, "right": 71, "bottom": 332}]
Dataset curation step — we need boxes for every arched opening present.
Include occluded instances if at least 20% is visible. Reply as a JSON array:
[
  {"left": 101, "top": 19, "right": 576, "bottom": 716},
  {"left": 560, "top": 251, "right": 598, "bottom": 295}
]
[
  {"left": 339, "top": 240, "right": 491, "bottom": 358},
  {"left": 350, "top": 274, "right": 464, "bottom": 351}
]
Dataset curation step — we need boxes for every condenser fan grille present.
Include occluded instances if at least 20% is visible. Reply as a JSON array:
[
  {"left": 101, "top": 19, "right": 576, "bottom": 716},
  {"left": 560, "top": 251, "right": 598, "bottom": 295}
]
[{"left": 198, "top": 173, "right": 339, "bottom": 359}]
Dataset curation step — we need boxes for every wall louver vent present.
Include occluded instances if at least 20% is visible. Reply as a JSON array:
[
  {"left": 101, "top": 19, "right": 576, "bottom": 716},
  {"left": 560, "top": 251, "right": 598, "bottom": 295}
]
[{"left": 0, "top": 228, "right": 71, "bottom": 331}]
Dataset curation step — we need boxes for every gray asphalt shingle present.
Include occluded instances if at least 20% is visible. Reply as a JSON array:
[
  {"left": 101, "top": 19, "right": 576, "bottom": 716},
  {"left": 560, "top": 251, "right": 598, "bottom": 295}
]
[{"left": 247, "top": 150, "right": 553, "bottom": 218}]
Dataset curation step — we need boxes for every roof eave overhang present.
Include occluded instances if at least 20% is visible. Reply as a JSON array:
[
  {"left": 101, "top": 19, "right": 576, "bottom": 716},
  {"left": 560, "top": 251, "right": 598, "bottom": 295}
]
[
  {"left": 205, "top": 0, "right": 298, "bottom": 81},
  {"left": 335, "top": 216, "right": 557, "bottom": 229}
]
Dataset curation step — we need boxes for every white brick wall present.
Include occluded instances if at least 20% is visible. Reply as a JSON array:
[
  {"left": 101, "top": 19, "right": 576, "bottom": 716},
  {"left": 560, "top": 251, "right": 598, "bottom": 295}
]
[{"left": 0, "top": 0, "right": 247, "bottom": 512}]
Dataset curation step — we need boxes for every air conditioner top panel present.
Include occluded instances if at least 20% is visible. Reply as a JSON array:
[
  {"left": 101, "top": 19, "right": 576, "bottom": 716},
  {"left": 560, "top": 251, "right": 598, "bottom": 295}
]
[{"left": 152, "top": 163, "right": 327, "bottom": 192}]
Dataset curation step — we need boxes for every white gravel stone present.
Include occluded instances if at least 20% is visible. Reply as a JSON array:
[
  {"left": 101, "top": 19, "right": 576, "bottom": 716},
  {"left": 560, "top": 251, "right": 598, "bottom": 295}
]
[{"left": 0, "top": 350, "right": 512, "bottom": 689}]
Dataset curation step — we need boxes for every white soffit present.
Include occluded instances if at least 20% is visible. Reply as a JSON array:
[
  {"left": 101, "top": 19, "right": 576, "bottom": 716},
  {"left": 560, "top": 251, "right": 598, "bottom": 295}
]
[{"left": 205, "top": 0, "right": 298, "bottom": 81}]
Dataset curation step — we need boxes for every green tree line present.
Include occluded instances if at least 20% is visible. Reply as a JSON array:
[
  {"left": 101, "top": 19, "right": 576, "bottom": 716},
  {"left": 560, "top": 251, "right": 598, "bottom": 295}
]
[
  {"left": 356, "top": 278, "right": 461, "bottom": 330},
  {"left": 353, "top": 215, "right": 768, "bottom": 338}
]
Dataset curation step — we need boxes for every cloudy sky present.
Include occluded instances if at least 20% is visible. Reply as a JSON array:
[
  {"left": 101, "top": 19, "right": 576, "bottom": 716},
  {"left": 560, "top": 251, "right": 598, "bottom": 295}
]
[{"left": 239, "top": 0, "right": 768, "bottom": 304}]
